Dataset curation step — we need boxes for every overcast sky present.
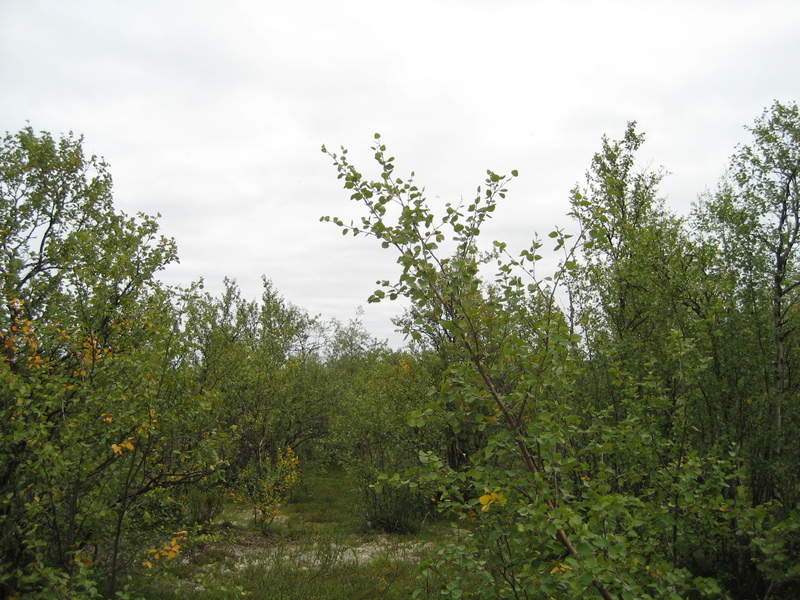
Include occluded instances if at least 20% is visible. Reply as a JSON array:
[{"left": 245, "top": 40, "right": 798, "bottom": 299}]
[{"left": 2, "top": 0, "right": 799, "bottom": 346}]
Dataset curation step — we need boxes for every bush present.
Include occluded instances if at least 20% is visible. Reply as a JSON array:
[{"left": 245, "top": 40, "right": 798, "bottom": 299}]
[
  {"left": 362, "top": 481, "right": 430, "bottom": 534},
  {"left": 181, "top": 489, "right": 226, "bottom": 525}
]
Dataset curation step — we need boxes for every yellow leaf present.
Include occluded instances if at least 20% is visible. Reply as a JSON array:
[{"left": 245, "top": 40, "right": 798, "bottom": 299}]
[
  {"left": 142, "top": 561, "right": 153, "bottom": 569},
  {"left": 478, "top": 490, "right": 507, "bottom": 512},
  {"left": 550, "top": 562, "right": 573, "bottom": 575},
  {"left": 75, "top": 553, "right": 93, "bottom": 567}
]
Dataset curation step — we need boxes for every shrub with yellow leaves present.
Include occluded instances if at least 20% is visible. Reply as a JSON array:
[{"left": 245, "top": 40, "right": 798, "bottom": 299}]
[
  {"left": 142, "top": 531, "right": 188, "bottom": 569},
  {"left": 236, "top": 447, "right": 300, "bottom": 527}
]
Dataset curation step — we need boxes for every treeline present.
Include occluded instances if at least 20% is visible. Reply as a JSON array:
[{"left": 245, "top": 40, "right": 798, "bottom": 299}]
[{"left": 1, "top": 101, "right": 798, "bottom": 600}]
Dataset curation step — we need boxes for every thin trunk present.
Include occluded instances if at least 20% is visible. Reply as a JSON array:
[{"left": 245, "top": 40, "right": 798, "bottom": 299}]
[{"left": 772, "top": 284, "right": 784, "bottom": 448}]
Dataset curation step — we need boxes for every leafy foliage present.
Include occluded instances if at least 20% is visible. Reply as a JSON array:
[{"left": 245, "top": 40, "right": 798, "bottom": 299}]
[{"left": 0, "top": 127, "right": 227, "bottom": 599}]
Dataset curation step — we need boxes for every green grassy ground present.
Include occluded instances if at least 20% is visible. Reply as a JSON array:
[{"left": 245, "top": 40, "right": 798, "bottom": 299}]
[{"left": 129, "top": 464, "right": 444, "bottom": 600}]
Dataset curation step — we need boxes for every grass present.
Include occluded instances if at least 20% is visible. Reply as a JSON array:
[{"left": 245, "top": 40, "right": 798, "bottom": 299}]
[
  {"left": 130, "top": 463, "right": 445, "bottom": 600},
  {"left": 281, "top": 463, "right": 363, "bottom": 529}
]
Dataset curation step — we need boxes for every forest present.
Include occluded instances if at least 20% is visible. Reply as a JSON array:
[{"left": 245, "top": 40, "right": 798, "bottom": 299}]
[{"left": 1, "top": 101, "right": 799, "bottom": 600}]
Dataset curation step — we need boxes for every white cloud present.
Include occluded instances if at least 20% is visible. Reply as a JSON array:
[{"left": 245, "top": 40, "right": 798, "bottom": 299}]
[{"left": 2, "top": 0, "right": 799, "bottom": 346}]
